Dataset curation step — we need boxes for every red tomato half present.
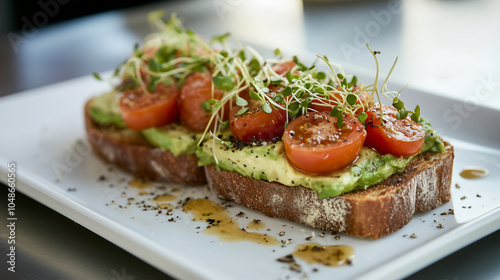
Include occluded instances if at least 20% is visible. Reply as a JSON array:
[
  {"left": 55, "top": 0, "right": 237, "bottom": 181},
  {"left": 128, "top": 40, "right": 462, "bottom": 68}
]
[
  {"left": 179, "top": 72, "right": 227, "bottom": 132},
  {"left": 119, "top": 83, "right": 179, "bottom": 131},
  {"left": 229, "top": 91, "right": 287, "bottom": 142},
  {"left": 364, "top": 104, "right": 425, "bottom": 157},
  {"left": 283, "top": 112, "right": 367, "bottom": 174},
  {"left": 272, "top": 61, "right": 296, "bottom": 75}
]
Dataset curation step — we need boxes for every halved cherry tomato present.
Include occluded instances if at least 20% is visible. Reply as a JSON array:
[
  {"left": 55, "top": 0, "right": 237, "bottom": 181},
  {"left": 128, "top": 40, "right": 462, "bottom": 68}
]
[
  {"left": 283, "top": 112, "right": 367, "bottom": 174},
  {"left": 272, "top": 61, "right": 296, "bottom": 75},
  {"left": 309, "top": 90, "right": 372, "bottom": 115},
  {"left": 364, "top": 104, "right": 425, "bottom": 157},
  {"left": 229, "top": 91, "right": 287, "bottom": 142},
  {"left": 119, "top": 82, "right": 179, "bottom": 131},
  {"left": 179, "top": 72, "right": 228, "bottom": 132}
]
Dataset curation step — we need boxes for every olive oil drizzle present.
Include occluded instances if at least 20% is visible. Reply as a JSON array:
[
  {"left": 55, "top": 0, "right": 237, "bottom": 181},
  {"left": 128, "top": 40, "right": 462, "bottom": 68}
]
[
  {"left": 183, "top": 199, "right": 278, "bottom": 245},
  {"left": 292, "top": 242, "right": 355, "bottom": 267},
  {"left": 128, "top": 178, "right": 154, "bottom": 188},
  {"left": 460, "top": 167, "right": 488, "bottom": 179}
]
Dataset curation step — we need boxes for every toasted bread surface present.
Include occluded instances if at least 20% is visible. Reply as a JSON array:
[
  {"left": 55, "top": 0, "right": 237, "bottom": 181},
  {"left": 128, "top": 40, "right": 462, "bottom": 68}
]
[
  {"left": 84, "top": 99, "right": 206, "bottom": 185},
  {"left": 205, "top": 142, "right": 454, "bottom": 239}
]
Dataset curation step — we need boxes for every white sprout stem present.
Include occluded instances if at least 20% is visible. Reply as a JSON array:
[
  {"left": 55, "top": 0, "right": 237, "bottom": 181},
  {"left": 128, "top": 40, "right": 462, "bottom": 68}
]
[{"left": 316, "top": 55, "right": 342, "bottom": 87}]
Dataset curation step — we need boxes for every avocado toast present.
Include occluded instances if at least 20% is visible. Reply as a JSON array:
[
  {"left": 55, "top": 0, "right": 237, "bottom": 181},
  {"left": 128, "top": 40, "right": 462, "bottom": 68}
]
[{"left": 85, "top": 13, "right": 454, "bottom": 238}]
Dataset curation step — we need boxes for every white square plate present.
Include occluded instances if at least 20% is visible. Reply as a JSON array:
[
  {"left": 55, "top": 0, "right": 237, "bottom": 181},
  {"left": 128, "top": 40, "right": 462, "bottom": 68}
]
[{"left": 1, "top": 62, "right": 499, "bottom": 279}]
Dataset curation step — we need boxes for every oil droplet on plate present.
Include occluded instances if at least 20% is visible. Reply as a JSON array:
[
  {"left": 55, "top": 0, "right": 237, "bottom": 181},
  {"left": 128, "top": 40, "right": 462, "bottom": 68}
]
[
  {"left": 128, "top": 178, "right": 154, "bottom": 188},
  {"left": 460, "top": 167, "right": 488, "bottom": 179},
  {"left": 153, "top": 194, "right": 177, "bottom": 202},
  {"left": 152, "top": 194, "right": 176, "bottom": 210},
  {"left": 246, "top": 219, "right": 266, "bottom": 231},
  {"left": 183, "top": 199, "right": 278, "bottom": 245},
  {"left": 292, "top": 242, "right": 355, "bottom": 267},
  {"left": 156, "top": 203, "right": 174, "bottom": 210}
]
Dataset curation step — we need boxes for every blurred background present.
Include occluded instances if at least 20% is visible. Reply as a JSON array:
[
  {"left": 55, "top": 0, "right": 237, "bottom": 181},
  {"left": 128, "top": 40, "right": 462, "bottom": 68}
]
[
  {"left": 1, "top": 0, "right": 499, "bottom": 107},
  {"left": 1, "top": 0, "right": 163, "bottom": 33}
]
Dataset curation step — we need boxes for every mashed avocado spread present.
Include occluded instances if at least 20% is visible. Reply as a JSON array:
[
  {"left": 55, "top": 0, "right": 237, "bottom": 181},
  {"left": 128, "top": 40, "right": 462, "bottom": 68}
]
[
  {"left": 88, "top": 92, "right": 201, "bottom": 156},
  {"left": 196, "top": 118, "right": 444, "bottom": 199},
  {"left": 89, "top": 92, "right": 444, "bottom": 199},
  {"left": 88, "top": 91, "right": 126, "bottom": 128}
]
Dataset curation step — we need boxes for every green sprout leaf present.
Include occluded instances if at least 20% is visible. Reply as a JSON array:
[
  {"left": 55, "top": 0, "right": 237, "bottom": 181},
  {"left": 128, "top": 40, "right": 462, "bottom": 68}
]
[
  {"left": 274, "top": 48, "right": 282, "bottom": 57},
  {"left": 411, "top": 113, "right": 419, "bottom": 123},
  {"left": 92, "top": 72, "right": 102, "bottom": 80},
  {"left": 414, "top": 104, "right": 421, "bottom": 116},
  {"left": 249, "top": 58, "right": 261, "bottom": 75},
  {"left": 236, "top": 107, "right": 248, "bottom": 116},
  {"left": 238, "top": 49, "right": 246, "bottom": 61},
  {"left": 330, "top": 107, "right": 344, "bottom": 128},
  {"left": 148, "top": 77, "right": 159, "bottom": 92},
  {"left": 249, "top": 89, "right": 260, "bottom": 100},
  {"left": 282, "top": 86, "right": 292, "bottom": 97},
  {"left": 273, "top": 95, "right": 284, "bottom": 103},
  {"left": 316, "top": 72, "right": 326, "bottom": 80},
  {"left": 346, "top": 94, "right": 357, "bottom": 106},
  {"left": 148, "top": 58, "right": 161, "bottom": 72},
  {"left": 396, "top": 109, "right": 408, "bottom": 119},
  {"left": 235, "top": 95, "right": 248, "bottom": 106},
  {"left": 314, "top": 87, "right": 324, "bottom": 94},
  {"left": 270, "top": 76, "right": 282, "bottom": 85},
  {"left": 220, "top": 120, "right": 230, "bottom": 130},
  {"left": 285, "top": 70, "right": 292, "bottom": 83},
  {"left": 133, "top": 42, "right": 140, "bottom": 55},
  {"left": 201, "top": 101, "right": 212, "bottom": 113},
  {"left": 211, "top": 32, "right": 231, "bottom": 44},
  {"left": 288, "top": 101, "right": 301, "bottom": 117},
  {"left": 358, "top": 111, "right": 368, "bottom": 123},
  {"left": 392, "top": 97, "right": 405, "bottom": 110},
  {"left": 337, "top": 74, "right": 347, "bottom": 87},
  {"left": 262, "top": 102, "right": 272, "bottom": 114},
  {"left": 212, "top": 76, "right": 235, "bottom": 91},
  {"left": 411, "top": 105, "right": 421, "bottom": 123},
  {"left": 293, "top": 55, "right": 308, "bottom": 71},
  {"left": 348, "top": 76, "right": 358, "bottom": 87}
]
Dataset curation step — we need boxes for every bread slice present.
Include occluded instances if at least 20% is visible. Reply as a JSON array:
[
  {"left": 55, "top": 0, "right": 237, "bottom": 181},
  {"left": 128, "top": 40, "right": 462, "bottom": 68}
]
[
  {"left": 205, "top": 142, "right": 454, "bottom": 239},
  {"left": 84, "top": 99, "right": 206, "bottom": 185}
]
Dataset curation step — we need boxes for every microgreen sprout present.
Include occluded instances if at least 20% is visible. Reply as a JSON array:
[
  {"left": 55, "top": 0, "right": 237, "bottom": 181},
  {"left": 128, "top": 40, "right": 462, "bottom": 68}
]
[
  {"left": 101, "top": 11, "right": 421, "bottom": 166},
  {"left": 366, "top": 43, "right": 420, "bottom": 123},
  {"left": 92, "top": 72, "right": 102, "bottom": 80}
]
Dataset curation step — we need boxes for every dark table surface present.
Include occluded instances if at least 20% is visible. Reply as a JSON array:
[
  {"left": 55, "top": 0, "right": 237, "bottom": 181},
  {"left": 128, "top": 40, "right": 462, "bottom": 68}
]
[{"left": 1, "top": 0, "right": 500, "bottom": 279}]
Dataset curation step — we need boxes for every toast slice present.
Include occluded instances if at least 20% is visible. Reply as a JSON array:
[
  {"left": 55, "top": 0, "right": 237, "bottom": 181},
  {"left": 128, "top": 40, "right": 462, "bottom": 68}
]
[
  {"left": 84, "top": 99, "right": 206, "bottom": 185},
  {"left": 205, "top": 142, "right": 454, "bottom": 239}
]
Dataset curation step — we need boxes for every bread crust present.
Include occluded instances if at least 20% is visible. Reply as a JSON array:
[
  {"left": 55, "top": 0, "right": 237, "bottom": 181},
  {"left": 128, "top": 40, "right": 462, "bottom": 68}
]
[
  {"left": 205, "top": 143, "right": 454, "bottom": 239},
  {"left": 84, "top": 99, "right": 206, "bottom": 185}
]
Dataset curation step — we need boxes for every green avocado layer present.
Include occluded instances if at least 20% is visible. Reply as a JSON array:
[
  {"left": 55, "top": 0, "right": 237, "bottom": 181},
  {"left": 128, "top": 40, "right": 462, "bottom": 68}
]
[
  {"left": 89, "top": 92, "right": 445, "bottom": 199},
  {"left": 88, "top": 92, "right": 201, "bottom": 156},
  {"left": 141, "top": 126, "right": 203, "bottom": 156},
  {"left": 196, "top": 118, "right": 444, "bottom": 199},
  {"left": 197, "top": 140, "right": 414, "bottom": 198},
  {"left": 88, "top": 91, "right": 126, "bottom": 128}
]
